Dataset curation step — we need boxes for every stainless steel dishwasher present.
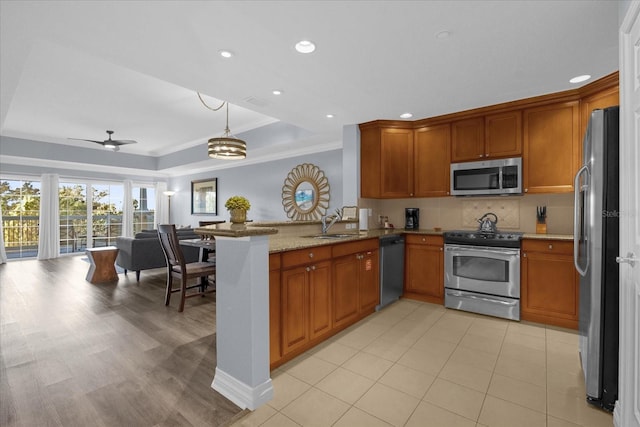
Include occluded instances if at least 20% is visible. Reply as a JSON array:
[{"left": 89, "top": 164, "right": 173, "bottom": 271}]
[{"left": 377, "top": 234, "right": 405, "bottom": 310}]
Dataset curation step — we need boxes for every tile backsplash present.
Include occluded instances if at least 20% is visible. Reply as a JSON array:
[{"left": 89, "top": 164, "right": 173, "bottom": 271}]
[
  {"left": 359, "top": 193, "right": 574, "bottom": 234},
  {"left": 461, "top": 199, "right": 520, "bottom": 229}
]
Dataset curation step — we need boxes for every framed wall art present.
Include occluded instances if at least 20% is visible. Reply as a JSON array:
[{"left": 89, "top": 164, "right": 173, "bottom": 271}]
[{"left": 191, "top": 178, "right": 218, "bottom": 215}]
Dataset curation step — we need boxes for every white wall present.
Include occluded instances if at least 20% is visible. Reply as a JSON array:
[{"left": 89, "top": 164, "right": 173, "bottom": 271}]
[
  {"left": 342, "top": 124, "right": 360, "bottom": 207},
  {"left": 168, "top": 149, "right": 344, "bottom": 227}
]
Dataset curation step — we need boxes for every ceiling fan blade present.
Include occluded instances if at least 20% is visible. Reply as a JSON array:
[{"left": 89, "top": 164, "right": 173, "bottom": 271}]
[
  {"left": 68, "top": 138, "right": 105, "bottom": 144},
  {"left": 110, "top": 139, "right": 137, "bottom": 145}
]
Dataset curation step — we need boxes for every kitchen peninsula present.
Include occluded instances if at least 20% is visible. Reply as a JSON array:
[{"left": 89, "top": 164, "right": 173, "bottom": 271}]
[{"left": 194, "top": 222, "right": 278, "bottom": 411}]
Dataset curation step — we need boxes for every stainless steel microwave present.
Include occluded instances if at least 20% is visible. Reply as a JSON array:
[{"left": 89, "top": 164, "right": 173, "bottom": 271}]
[{"left": 450, "top": 157, "right": 522, "bottom": 196}]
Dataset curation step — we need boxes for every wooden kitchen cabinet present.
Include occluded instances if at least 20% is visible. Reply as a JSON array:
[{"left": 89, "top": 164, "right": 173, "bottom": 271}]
[
  {"left": 523, "top": 101, "right": 580, "bottom": 194},
  {"left": 485, "top": 110, "right": 522, "bottom": 158},
  {"left": 451, "top": 111, "right": 522, "bottom": 162},
  {"left": 360, "top": 124, "right": 414, "bottom": 198},
  {"left": 521, "top": 239, "right": 579, "bottom": 329},
  {"left": 580, "top": 82, "right": 619, "bottom": 143},
  {"left": 451, "top": 117, "right": 485, "bottom": 162},
  {"left": 280, "top": 246, "right": 332, "bottom": 356},
  {"left": 269, "top": 253, "right": 282, "bottom": 366},
  {"left": 404, "top": 234, "right": 444, "bottom": 304},
  {"left": 332, "top": 239, "right": 380, "bottom": 329},
  {"left": 414, "top": 124, "right": 451, "bottom": 197}
]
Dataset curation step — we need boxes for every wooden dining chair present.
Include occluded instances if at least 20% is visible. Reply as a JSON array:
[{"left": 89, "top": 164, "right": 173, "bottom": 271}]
[{"left": 157, "top": 224, "right": 216, "bottom": 312}]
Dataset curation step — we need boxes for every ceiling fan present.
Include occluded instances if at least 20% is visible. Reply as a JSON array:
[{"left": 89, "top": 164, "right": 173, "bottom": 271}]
[{"left": 69, "top": 130, "right": 137, "bottom": 151}]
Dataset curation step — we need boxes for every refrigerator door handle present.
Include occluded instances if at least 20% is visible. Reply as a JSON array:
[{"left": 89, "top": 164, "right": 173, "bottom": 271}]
[{"left": 574, "top": 164, "right": 590, "bottom": 276}]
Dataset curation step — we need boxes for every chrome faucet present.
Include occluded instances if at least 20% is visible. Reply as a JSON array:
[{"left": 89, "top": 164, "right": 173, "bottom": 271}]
[{"left": 321, "top": 208, "right": 343, "bottom": 234}]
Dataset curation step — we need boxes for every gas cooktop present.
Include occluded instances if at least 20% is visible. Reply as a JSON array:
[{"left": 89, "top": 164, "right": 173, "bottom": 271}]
[{"left": 443, "top": 230, "right": 524, "bottom": 248}]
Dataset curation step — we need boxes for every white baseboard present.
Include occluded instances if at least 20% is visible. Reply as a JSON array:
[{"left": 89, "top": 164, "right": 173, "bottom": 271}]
[{"left": 211, "top": 367, "right": 273, "bottom": 410}]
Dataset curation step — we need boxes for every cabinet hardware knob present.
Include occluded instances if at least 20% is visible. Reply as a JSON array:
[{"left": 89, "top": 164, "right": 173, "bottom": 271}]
[
  {"left": 525, "top": 188, "right": 528, "bottom": 192},
  {"left": 548, "top": 244, "right": 553, "bottom": 250},
  {"left": 440, "top": 247, "right": 443, "bottom": 251},
  {"left": 309, "top": 252, "right": 314, "bottom": 258},
  {"left": 478, "top": 154, "right": 483, "bottom": 158},
  {"left": 306, "top": 267, "right": 311, "bottom": 272},
  {"left": 422, "top": 238, "right": 426, "bottom": 242},
  {"left": 523, "top": 253, "right": 527, "bottom": 257},
  {"left": 311, "top": 265, "right": 316, "bottom": 270}
]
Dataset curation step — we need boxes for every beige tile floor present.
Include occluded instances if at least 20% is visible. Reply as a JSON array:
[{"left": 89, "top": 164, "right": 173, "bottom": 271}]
[{"left": 231, "top": 299, "right": 614, "bottom": 427}]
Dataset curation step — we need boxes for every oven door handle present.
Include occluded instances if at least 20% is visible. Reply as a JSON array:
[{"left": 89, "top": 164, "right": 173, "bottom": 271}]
[
  {"left": 446, "top": 290, "right": 518, "bottom": 306},
  {"left": 445, "top": 246, "right": 519, "bottom": 257}
]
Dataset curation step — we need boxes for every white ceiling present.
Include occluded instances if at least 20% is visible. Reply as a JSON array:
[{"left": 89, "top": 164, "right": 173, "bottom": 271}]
[{"left": 0, "top": 1, "right": 619, "bottom": 162}]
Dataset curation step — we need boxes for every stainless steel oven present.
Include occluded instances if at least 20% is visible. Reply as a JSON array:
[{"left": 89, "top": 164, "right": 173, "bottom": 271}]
[{"left": 443, "top": 230, "right": 522, "bottom": 321}]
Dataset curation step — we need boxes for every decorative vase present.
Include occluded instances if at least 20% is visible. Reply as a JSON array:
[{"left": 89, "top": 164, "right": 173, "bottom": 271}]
[{"left": 230, "top": 208, "right": 247, "bottom": 224}]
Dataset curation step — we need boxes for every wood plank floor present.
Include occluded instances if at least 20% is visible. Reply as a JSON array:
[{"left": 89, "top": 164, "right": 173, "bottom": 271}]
[{"left": 0, "top": 256, "right": 244, "bottom": 427}]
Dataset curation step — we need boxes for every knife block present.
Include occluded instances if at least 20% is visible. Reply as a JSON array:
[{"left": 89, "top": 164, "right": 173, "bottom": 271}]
[{"left": 536, "top": 222, "right": 547, "bottom": 234}]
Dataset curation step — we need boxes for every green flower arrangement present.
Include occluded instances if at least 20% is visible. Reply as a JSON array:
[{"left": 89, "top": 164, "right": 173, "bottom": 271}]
[{"left": 225, "top": 195, "right": 251, "bottom": 211}]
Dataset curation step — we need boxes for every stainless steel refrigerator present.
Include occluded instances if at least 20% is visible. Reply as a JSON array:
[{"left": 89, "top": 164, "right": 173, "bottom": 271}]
[{"left": 573, "top": 106, "right": 619, "bottom": 412}]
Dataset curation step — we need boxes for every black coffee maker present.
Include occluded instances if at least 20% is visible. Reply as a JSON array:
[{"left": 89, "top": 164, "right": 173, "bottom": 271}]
[{"left": 405, "top": 208, "right": 419, "bottom": 230}]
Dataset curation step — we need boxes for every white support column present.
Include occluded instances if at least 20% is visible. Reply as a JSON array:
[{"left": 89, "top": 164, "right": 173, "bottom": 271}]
[{"left": 211, "top": 234, "right": 273, "bottom": 410}]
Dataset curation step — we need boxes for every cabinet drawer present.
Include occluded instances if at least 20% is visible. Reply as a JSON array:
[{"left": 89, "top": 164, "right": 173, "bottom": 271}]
[
  {"left": 332, "top": 238, "right": 378, "bottom": 258},
  {"left": 281, "top": 245, "right": 332, "bottom": 268},
  {"left": 522, "top": 239, "right": 573, "bottom": 254},
  {"left": 405, "top": 234, "right": 443, "bottom": 246}
]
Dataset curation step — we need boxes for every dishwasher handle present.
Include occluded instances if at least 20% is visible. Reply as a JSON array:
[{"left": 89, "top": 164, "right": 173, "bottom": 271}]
[{"left": 380, "top": 237, "right": 405, "bottom": 247}]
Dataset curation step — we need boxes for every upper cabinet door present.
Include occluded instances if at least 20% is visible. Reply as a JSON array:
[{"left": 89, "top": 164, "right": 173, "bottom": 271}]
[
  {"left": 485, "top": 110, "right": 522, "bottom": 158},
  {"left": 380, "top": 128, "right": 414, "bottom": 197},
  {"left": 414, "top": 124, "right": 451, "bottom": 197},
  {"left": 451, "top": 117, "right": 485, "bottom": 162},
  {"left": 360, "top": 125, "right": 414, "bottom": 198},
  {"left": 451, "top": 113, "right": 522, "bottom": 162},
  {"left": 523, "top": 101, "right": 580, "bottom": 194}
]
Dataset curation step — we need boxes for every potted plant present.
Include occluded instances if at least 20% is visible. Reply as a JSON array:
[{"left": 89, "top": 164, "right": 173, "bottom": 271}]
[{"left": 225, "top": 195, "right": 251, "bottom": 224}]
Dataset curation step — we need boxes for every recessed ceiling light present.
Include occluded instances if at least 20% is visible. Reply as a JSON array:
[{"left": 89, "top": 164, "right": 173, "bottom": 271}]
[
  {"left": 326, "top": 114, "right": 334, "bottom": 118},
  {"left": 272, "top": 90, "right": 283, "bottom": 95},
  {"left": 435, "top": 30, "right": 451, "bottom": 39},
  {"left": 400, "top": 112, "right": 413, "bottom": 119},
  {"left": 570, "top": 74, "right": 591, "bottom": 84},
  {"left": 295, "top": 40, "right": 316, "bottom": 54},
  {"left": 219, "top": 50, "right": 234, "bottom": 58}
]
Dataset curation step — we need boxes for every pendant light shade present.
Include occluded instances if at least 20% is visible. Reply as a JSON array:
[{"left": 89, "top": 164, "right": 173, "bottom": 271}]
[
  {"left": 208, "top": 136, "right": 246, "bottom": 159},
  {"left": 207, "top": 102, "right": 247, "bottom": 160}
]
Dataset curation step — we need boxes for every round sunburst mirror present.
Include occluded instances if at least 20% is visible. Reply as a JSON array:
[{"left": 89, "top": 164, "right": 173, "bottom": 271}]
[{"left": 282, "top": 163, "right": 330, "bottom": 221}]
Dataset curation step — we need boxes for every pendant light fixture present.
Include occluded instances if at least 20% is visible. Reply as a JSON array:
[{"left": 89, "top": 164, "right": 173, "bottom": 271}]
[{"left": 198, "top": 92, "right": 247, "bottom": 160}]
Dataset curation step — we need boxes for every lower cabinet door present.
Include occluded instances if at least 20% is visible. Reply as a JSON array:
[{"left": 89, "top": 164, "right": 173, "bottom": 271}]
[
  {"left": 309, "top": 261, "right": 332, "bottom": 340},
  {"left": 281, "top": 266, "right": 309, "bottom": 355},
  {"left": 359, "top": 250, "right": 380, "bottom": 312},
  {"left": 521, "top": 241, "right": 579, "bottom": 329},
  {"left": 405, "top": 243, "right": 444, "bottom": 304},
  {"left": 332, "top": 255, "right": 360, "bottom": 329}
]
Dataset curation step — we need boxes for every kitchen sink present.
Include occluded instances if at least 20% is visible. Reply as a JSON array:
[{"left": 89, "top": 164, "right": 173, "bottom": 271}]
[{"left": 303, "top": 233, "right": 356, "bottom": 239}]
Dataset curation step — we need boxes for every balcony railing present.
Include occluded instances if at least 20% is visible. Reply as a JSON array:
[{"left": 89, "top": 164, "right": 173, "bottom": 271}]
[{"left": 2, "top": 212, "right": 155, "bottom": 259}]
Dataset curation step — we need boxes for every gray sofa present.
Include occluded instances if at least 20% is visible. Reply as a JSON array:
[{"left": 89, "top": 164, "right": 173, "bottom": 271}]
[{"left": 115, "top": 228, "right": 201, "bottom": 281}]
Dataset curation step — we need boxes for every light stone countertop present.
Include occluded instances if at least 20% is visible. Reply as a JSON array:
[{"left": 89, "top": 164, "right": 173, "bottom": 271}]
[
  {"left": 267, "top": 229, "right": 574, "bottom": 253},
  {"left": 267, "top": 228, "right": 444, "bottom": 253},
  {"left": 521, "top": 233, "right": 573, "bottom": 241},
  {"left": 195, "top": 221, "right": 573, "bottom": 253},
  {"left": 195, "top": 222, "right": 278, "bottom": 238}
]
